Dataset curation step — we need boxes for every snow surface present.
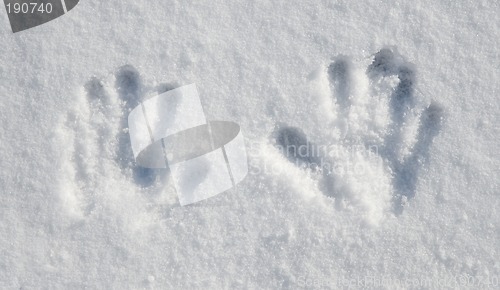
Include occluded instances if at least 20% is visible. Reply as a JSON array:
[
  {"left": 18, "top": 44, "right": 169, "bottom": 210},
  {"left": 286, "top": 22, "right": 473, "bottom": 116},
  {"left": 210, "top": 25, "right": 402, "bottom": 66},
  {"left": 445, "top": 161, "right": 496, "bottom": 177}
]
[{"left": 0, "top": 0, "right": 499, "bottom": 288}]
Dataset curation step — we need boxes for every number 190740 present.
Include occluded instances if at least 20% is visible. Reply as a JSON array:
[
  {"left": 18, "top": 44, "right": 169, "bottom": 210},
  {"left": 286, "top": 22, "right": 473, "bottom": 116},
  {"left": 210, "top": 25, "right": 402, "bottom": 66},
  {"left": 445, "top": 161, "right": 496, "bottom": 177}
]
[{"left": 6, "top": 2, "right": 53, "bottom": 14}]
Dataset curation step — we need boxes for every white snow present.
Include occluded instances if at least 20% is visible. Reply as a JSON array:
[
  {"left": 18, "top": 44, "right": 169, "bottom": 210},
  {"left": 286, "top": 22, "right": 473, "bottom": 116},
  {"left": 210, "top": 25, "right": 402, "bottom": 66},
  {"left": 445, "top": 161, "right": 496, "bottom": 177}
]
[{"left": 0, "top": 0, "right": 499, "bottom": 288}]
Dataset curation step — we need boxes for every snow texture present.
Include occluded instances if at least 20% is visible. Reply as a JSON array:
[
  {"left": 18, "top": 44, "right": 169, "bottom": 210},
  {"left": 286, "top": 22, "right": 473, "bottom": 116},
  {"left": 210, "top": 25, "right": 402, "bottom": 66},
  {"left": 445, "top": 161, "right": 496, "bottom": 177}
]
[{"left": 0, "top": 0, "right": 499, "bottom": 288}]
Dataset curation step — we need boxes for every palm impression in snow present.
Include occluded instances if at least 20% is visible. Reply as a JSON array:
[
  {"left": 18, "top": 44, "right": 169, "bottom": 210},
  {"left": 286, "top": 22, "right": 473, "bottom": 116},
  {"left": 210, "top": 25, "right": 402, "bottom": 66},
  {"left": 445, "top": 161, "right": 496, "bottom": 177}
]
[
  {"left": 58, "top": 66, "right": 247, "bottom": 219},
  {"left": 4, "top": 0, "right": 79, "bottom": 33},
  {"left": 273, "top": 48, "right": 443, "bottom": 222},
  {"left": 128, "top": 84, "right": 248, "bottom": 206}
]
